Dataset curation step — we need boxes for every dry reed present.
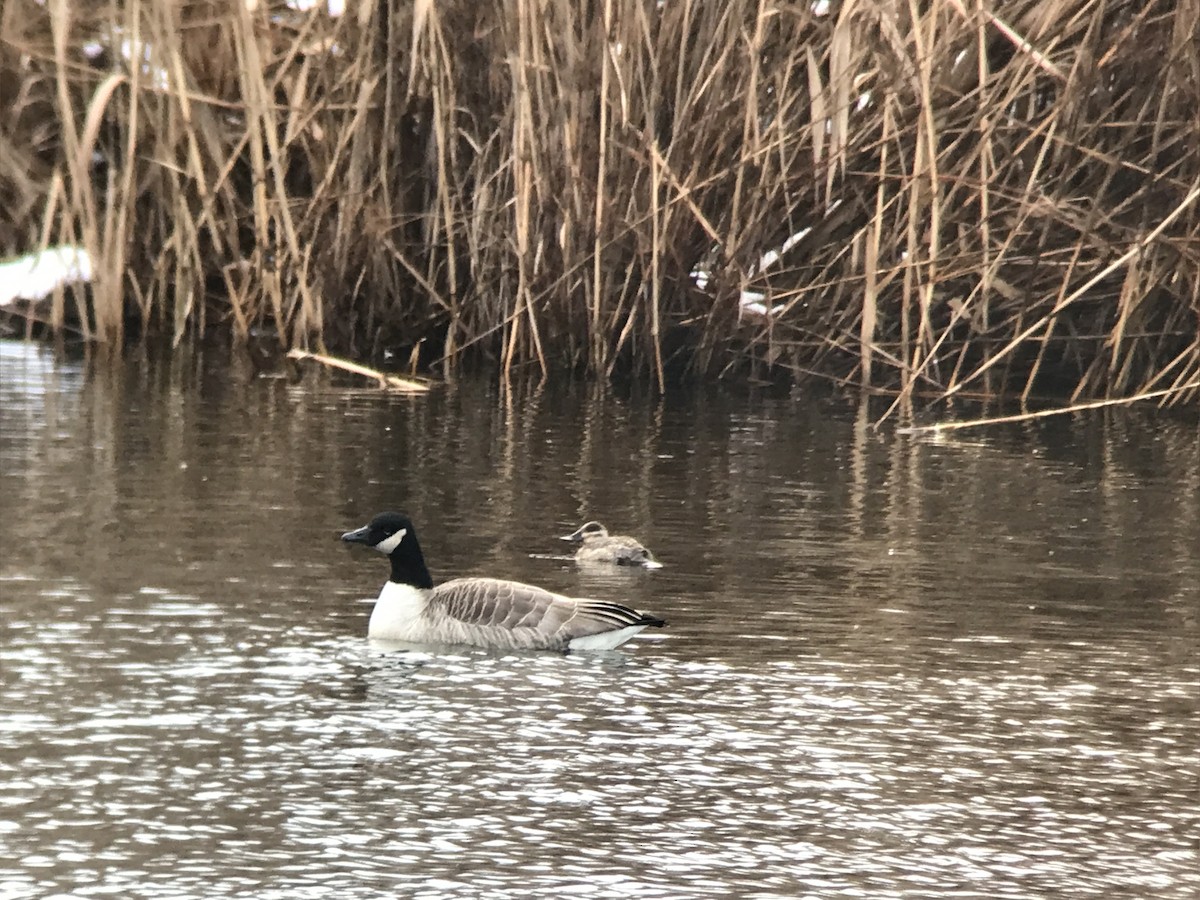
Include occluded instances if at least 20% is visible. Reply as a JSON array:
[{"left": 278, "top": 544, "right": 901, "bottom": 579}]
[{"left": 1, "top": 0, "right": 1197, "bottom": 414}]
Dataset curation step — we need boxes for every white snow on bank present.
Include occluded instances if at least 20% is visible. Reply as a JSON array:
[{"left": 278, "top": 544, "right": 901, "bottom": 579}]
[
  {"left": 691, "top": 225, "right": 813, "bottom": 318},
  {"left": 0, "top": 246, "right": 93, "bottom": 308},
  {"left": 284, "top": 0, "right": 345, "bottom": 15}
]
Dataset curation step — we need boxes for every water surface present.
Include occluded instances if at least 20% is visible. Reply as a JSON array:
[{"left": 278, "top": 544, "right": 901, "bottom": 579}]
[{"left": 1, "top": 340, "right": 1197, "bottom": 898}]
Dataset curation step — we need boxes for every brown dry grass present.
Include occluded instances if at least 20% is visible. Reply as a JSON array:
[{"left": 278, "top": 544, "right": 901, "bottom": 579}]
[{"left": 2, "top": 0, "right": 1197, "bottom": 411}]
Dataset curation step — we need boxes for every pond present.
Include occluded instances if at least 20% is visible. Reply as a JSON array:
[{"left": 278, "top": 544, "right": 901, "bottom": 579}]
[{"left": 1, "top": 339, "right": 1197, "bottom": 898}]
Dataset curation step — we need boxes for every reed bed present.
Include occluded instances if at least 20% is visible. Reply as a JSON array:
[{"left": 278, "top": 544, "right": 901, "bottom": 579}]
[{"left": 1, "top": 0, "right": 1197, "bottom": 409}]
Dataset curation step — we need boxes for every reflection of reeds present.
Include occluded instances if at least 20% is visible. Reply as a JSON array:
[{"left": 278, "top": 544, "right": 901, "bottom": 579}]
[{"left": 1, "top": 0, "right": 1197, "bottom": 406}]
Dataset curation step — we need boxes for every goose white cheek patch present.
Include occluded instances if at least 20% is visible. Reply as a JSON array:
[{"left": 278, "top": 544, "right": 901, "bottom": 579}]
[{"left": 375, "top": 528, "right": 407, "bottom": 554}]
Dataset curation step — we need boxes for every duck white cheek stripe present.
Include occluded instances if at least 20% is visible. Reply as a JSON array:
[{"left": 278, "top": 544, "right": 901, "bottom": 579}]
[{"left": 374, "top": 528, "right": 406, "bottom": 554}]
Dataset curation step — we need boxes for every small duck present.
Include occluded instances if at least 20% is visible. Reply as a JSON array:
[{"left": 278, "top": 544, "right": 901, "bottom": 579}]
[
  {"left": 341, "top": 512, "right": 665, "bottom": 651},
  {"left": 561, "top": 521, "right": 661, "bottom": 568}
]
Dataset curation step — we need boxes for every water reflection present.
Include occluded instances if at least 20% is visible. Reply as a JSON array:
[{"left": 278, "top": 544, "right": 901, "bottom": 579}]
[{"left": 0, "top": 340, "right": 1197, "bottom": 898}]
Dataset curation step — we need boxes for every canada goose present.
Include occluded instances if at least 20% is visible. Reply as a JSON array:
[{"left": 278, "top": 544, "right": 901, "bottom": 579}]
[
  {"left": 341, "top": 512, "right": 666, "bottom": 651},
  {"left": 561, "top": 521, "right": 661, "bottom": 568}
]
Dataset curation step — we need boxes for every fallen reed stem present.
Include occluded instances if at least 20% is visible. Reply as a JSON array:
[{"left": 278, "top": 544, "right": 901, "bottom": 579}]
[
  {"left": 286, "top": 349, "right": 431, "bottom": 392},
  {"left": 901, "top": 382, "right": 1200, "bottom": 434}
]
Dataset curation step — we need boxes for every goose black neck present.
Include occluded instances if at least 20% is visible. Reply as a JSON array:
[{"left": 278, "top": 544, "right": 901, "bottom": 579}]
[{"left": 388, "top": 532, "right": 434, "bottom": 589}]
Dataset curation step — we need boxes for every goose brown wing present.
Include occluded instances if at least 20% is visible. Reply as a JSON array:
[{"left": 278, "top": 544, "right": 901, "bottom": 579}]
[{"left": 431, "top": 578, "right": 662, "bottom": 639}]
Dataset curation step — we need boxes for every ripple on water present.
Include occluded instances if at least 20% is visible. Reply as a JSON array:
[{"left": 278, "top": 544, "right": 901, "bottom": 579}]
[
  {"left": 2, "top": 349, "right": 1197, "bottom": 898},
  {"left": 8, "top": 600, "right": 1195, "bottom": 899}
]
